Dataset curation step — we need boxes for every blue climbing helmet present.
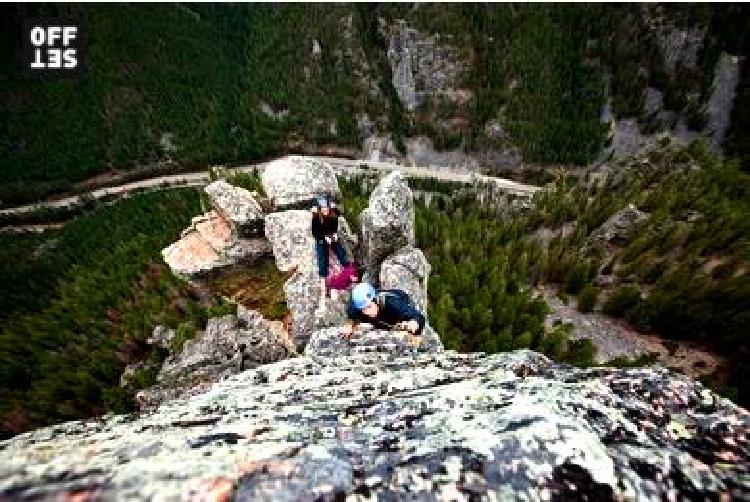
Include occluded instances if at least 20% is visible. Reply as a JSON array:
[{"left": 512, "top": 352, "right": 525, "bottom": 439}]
[
  {"left": 351, "top": 282, "right": 377, "bottom": 310},
  {"left": 315, "top": 195, "right": 329, "bottom": 209}
]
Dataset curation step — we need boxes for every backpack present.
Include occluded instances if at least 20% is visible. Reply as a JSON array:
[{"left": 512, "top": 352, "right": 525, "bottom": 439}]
[{"left": 375, "top": 289, "right": 411, "bottom": 308}]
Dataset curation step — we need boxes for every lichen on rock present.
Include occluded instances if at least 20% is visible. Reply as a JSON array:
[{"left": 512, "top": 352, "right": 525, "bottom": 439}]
[
  {"left": 204, "top": 180, "right": 265, "bottom": 238},
  {"left": 261, "top": 156, "right": 340, "bottom": 209},
  {"left": 135, "top": 308, "right": 293, "bottom": 408},
  {"left": 2, "top": 342, "right": 748, "bottom": 500},
  {"left": 379, "top": 245, "right": 430, "bottom": 313},
  {"left": 359, "top": 171, "right": 416, "bottom": 281}
]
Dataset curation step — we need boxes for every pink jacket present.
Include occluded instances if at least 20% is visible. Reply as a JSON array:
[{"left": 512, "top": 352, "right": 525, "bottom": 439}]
[{"left": 326, "top": 263, "right": 359, "bottom": 291}]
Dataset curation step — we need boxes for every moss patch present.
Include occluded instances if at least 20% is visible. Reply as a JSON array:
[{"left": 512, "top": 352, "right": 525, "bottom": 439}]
[{"left": 202, "top": 257, "right": 289, "bottom": 321}]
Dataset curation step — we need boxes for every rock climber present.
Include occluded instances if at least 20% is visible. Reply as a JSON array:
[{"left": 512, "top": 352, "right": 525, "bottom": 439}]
[
  {"left": 311, "top": 194, "right": 350, "bottom": 302},
  {"left": 325, "top": 262, "right": 362, "bottom": 299},
  {"left": 340, "top": 282, "right": 425, "bottom": 338}
]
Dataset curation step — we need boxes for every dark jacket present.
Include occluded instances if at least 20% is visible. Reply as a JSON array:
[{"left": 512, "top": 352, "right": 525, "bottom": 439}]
[
  {"left": 347, "top": 288, "right": 426, "bottom": 335},
  {"left": 311, "top": 208, "right": 340, "bottom": 242}
]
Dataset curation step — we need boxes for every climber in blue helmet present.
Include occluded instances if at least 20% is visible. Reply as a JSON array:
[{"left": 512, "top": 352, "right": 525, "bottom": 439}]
[{"left": 340, "top": 282, "right": 425, "bottom": 338}]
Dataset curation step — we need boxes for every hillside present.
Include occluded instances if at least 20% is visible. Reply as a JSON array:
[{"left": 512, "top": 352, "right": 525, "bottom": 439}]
[{"left": 2, "top": 4, "right": 749, "bottom": 206}]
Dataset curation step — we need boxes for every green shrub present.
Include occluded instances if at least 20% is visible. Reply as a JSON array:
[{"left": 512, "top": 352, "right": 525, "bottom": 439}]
[
  {"left": 226, "top": 171, "right": 266, "bottom": 197},
  {"left": 101, "top": 387, "right": 133, "bottom": 415},
  {"left": 563, "top": 260, "right": 591, "bottom": 294},
  {"left": 577, "top": 285, "right": 599, "bottom": 313},
  {"left": 262, "top": 301, "right": 289, "bottom": 321},
  {"left": 560, "top": 339, "right": 596, "bottom": 367},
  {"left": 602, "top": 285, "right": 643, "bottom": 317},
  {"left": 604, "top": 352, "right": 659, "bottom": 368},
  {"left": 171, "top": 321, "right": 197, "bottom": 353}
]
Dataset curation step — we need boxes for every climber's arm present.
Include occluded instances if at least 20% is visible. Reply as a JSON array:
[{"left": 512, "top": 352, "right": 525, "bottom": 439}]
[
  {"left": 342, "top": 302, "right": 391, "bottom": 336},
  {"left": 388, "top": 297, "right": 425, "bottom": 335},
  {"left": 341, "top": 302, "right": 361, "bottom": 337}
]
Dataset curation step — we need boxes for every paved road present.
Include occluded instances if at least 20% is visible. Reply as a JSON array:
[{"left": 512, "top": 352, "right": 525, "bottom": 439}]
[
  {"left": 313, "top": 156, "right": 541, "bottom": 197},
  {"left": 0, "top": 156, "right": 541, "bottom": 217},
  {"left": 0, "top": 223, "right": 67, "bottom": 234}
]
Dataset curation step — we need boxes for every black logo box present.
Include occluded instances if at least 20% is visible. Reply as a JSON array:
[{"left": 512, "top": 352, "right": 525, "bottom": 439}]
[{"left": 21, "top": 16, "right": 86, "bottom": 80}]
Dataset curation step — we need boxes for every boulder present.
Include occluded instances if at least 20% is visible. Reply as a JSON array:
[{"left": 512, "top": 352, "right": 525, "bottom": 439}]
[
  {"left": 313, "top": 290, "right": 350, "bottom": 333},
  {"left": 282, "top": 267, "right": 319, "bottom": 351},
  {"left": 586, "top": 204, "right": 650, "bottom": 250},
  {"left": 360, "top": 171, "right": 415, "bottom": 281},
  {"left": 263, "top": 210, "right": 316, "bottom": 273},
  {"left": 161, "top": 210, "right": 271, "bottom": 280},
  {"left": 4, "top": 349, "right": 748, "bottom": 500},
  {"left": 379, "top": 246, "right": 430, "bottom": 313},
  {"left": 305, "top": 326, "right": 442, "bottom": 358},
  {"left": 147, "top": 325, "right": 175, "bottom": 349},
  {"left": 282, "top": 269, "right": 349, "bottom": 353},
  {"left": 261, "top": 156, "right": 339, "bottom": 209},
  {"left": 221, "top": 237, "right": 273, "bottom": 266},
  {"left": 204, "top": 181, "right": 264, "bottom": 238},
  {"left": 418, "top": 324, "right": 444, "bottom": 353},
  {"left": 644, "top": 87, "right": 665, "bottom": 117},
  {"left": 363, "top": 134, "right": 400, "bottom": 162},
  {"left": 137, "top": 310, "right": 292, "bottom": 408},
  {"left": 336, "top": 217, "right": 358, "bottom": 258}
]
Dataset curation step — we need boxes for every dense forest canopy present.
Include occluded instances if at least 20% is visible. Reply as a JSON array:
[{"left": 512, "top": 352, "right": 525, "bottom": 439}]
[{"left": 1, "top": 4, "right": 748, "bottom": 206}]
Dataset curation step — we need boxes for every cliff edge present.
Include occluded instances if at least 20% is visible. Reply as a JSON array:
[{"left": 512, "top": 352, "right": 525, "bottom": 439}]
[{"left": 1, "top": 333, "right": 748, "bottom": 500}]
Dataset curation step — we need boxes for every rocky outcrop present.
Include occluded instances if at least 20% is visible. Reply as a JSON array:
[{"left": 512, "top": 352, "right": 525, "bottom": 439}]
[
  {"left": 282, "top": 267, "right": 320, "bottom": 351},
  {"left": 706, "top": 53, "right": 740, "bottom": 151},
  {"left": 360, "top": 172, "right": 415, "bottom": 281},
  {"left": 161, "top": 210, "right": 271, "bottom": 279},
  {"left": 385, "top": 20, "right": 466, "bottom": 112},
  {"left": 306, "top": 326, "right": 442, "bottom": 357},
  {"left": 363, "top": 134, "right": 399, "bottom": 163},
  {"left": 379, "top": 246, "right": 430, "bottom": 313},
  {"left": 644, "top": 87, "right": 665, "bottom": 117},
  {"left": 587, "top": 204, "right": 650, "bottom": 250},
  {"left": 203, "top": 181, "right": 264, "bottom": 238},
  {"left": 161, "top": 178, "right": 270, "bottom": 279},
  {"left": 405, "top": 136, "right": 477, "bottom": 170},
  {"left": 148, "top": 325, "right": 176, "bottom": 349},
  {"left": 540, "top": 286, "right": 726, "bottom": 378},
  {"left": 264, "top": 210, "right": 316, "bottom": 273},
  {"left": 259, "top": 101, "right": 290, "bottom": 121},
  {"left": 656, "top": 25, "right": 705, "bottom": 72},
  {"left": 136, "top": 308, "right": 293, "bottom": 408},
  {"left": 261, "top": 156, "right": 340, "bottom": 209},
  {"left": 3, "top": 341, "right": 748, "bottom": 500}
]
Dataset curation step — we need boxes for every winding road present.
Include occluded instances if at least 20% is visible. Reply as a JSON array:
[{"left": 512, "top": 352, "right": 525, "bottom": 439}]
[{"left": 0, "top": 156, "right": 541, "bottom": 223}]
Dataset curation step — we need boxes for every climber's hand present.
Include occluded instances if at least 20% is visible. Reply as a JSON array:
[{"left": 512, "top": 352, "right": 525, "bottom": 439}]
[
  {"left": 396, "top": 320, "right": 419, "bottom": 334},
  {"left": 324, "top": 236, "right": 332, "bottom": 244},
  {"left": 340, "top": 323, "right": 354, "bottom": 339}
]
